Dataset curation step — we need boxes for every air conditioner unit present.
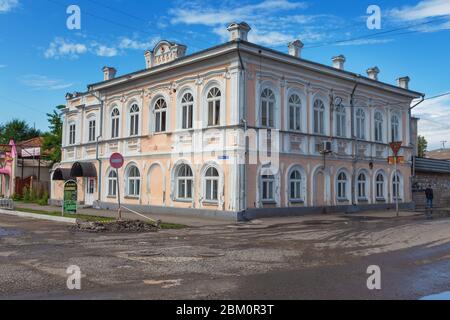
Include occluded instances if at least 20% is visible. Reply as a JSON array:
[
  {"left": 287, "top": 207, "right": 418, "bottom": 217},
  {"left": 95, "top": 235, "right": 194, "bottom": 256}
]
[{"left": 322, "top": 141, "right": 332, "bottom": 153}]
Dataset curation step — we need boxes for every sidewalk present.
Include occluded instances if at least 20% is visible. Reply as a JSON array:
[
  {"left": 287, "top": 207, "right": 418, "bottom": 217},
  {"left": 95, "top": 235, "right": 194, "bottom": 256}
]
[{"left": 12, "top": 202, "right": 232, "bottom": 227}]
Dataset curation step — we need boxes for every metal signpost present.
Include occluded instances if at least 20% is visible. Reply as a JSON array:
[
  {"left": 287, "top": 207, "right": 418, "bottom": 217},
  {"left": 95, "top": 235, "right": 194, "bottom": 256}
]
[
  {"left": 110, "top": 153, "right": 124, "bottom": 221},
  {"left": 63, "top": 180, "right": 78, "bottom": 216},
  {"left": 389, "top": 141, "right": 402, "bottom": 217}
]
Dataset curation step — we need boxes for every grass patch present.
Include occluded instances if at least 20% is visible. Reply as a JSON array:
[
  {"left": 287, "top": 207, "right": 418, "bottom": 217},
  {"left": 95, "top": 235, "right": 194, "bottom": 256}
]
[
  {"left": 13, "top": 207, "right": 187, "bottom": 229},
  {"left": 14, "top": 207, "right": 115, "bottom": 223}
]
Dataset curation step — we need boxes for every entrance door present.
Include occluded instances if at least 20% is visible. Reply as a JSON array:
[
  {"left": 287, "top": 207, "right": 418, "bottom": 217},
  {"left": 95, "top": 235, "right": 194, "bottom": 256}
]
[
  {"left": 315, "top": 171, "right": 326, "bottom": 207},
  {"left": 85, "top": 178, "right": 96, "bottom": 206}
]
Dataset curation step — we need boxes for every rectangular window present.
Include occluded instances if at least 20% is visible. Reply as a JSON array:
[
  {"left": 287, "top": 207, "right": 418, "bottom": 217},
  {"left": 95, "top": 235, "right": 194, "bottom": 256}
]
[
  {"left": 111, "top": 118, "right": 119, "bottom": 138},
  {"left": 262, "top": 176, "right": 274, "bottom": 201},
  {"left": 69, "top": 124, "right": 76, "bottom": 145},
  {"left": 88, "top": 120, "right": 96, "bottom": 142}
]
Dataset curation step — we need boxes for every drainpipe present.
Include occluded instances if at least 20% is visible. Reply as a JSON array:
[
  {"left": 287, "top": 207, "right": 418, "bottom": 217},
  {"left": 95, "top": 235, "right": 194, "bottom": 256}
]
[
  {"left": 90, "top": 90, "right": 104, "bottom": 203},
  {"left": 350, "top": 78, "right": 360, "bottom": 207},
  {"left": 237, "top": 40, "right": 247, "bottom": 215},
  {"left": 409, "top": 94, "right": 425, "bottom": 200}
]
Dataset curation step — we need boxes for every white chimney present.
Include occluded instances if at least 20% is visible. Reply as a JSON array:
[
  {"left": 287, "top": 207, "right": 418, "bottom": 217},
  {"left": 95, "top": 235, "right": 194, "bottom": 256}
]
[
  {"left": 332, "top": 55, "right": 346, "bottom": 70},
  {"left": 144, "top": 50, "right": 153, "bottom": 69},
  {"left": 397, "top": 76, "right": 410, "bottom": 89},
  {"left": 288, "top": 40, "right": 304, "bottom": 58},
  {"left": 367, "top": 67, "right": 380, "bottom": 80},
  {"left": 227, "top": 22, "right": 251, "bottom": 41},
  {"left": 103, "top": 67, "right": 116, "bottom": 81}
]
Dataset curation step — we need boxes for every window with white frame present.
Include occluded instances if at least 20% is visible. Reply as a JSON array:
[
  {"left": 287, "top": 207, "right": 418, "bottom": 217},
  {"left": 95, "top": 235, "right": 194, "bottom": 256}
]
[
  {"left": 261, "top": 88, "right": 275, "bottom": 128},
  {"left": 68, "top": 123, "right": 76, "bottom": 145},
  {"left": 111, "top": 108, "right": 120, "bottom": 138},
  {"left": 391, "top": 114, "right": 400, "bottom": 142},
  {"left": 207, "top": 88, "right": 221, "bottom": 127},
  {"left": 181, "top": 93, "right": 194, "bottom": 129},
  {"left": 357, "top": 172, "right": 367, "bottom": 200},
  {"left": 289, "top": 94, "right": 301, "bottom": 131},
  {"left": 335, "top": 105, "right": 346, "bottom": 137},
  {"left": 313, "top": 99, "right": 325, "bottom": 134},
  {"left": 376, "top": 173, "right": 385, "bottom": 199},
  {"left": 204, "top": 167, "right": 219, "bottom": 202},
  {"left": 374, "top": 112, "right": 383, "bottom": 142},
  {"left": 261, "top": 174, "right": 275, "bottom": 202},
  {"left": 337, "top": 172, "right": 348, "bottom": 200},
  {"left": 289, "top": 169, "right": 303, "bottom": 202},
  {"left": 126, "top": 165, "right": 140, "bottom": 197},
  {"left": 392, "top": 172, "right": 401, "bottom": 200},
  {"left": 108, "top": 170, "right": 117, "bottom": 197},
  {"left": 88, "top": 119, "right": 96, "bottom": 142},
  {"left": 129, "top": 104, "right": 140, "bottom": 136},
  {"left": 356, "top": 108, "right": 366, "bottom": 139},
  {"left": 154, "top": 98, "right": 167, "bottom": 133},
  {"left": 176, "top": 164, "right": 193, "bottom": 200}
]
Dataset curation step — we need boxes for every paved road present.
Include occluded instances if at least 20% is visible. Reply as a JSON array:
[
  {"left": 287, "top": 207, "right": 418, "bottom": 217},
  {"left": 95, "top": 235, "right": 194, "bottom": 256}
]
[{"left": 1, "top": 211, "right": 449, "bottom": 299}]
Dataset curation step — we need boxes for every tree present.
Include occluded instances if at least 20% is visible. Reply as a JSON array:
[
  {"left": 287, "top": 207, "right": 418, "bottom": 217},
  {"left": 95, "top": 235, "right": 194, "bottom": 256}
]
[
  {"left": 0, "top": 119, "right": 41, "bottom": 144},
  {"left": 42, "top": 105, "right": 65, "bottom": 164},
  {"left": 418, "top": 135, "right": 428, "bottom": 158}
]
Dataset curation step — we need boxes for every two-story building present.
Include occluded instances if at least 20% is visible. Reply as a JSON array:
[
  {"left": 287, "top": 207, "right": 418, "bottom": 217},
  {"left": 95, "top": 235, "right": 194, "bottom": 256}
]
[{"left": 50, "top": 22, "right": 423, "bottom": 220}]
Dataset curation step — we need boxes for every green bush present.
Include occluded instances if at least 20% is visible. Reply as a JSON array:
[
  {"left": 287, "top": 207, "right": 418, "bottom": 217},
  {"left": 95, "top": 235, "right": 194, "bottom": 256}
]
[
  {"left": 30, "top": 187, "right": 38, "bottom": 202},
  {"left": 38, "top": 190, "right": 49, "bottom": 206},
  {"left": 22, "top": 186, "right": 30, "bottom": 202},
  {"left": 12, "top": 193, "right": 22, "bottom": 201}
]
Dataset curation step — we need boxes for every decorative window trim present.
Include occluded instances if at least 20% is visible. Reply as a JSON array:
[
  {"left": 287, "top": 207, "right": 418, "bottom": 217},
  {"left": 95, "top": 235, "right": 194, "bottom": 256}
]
[
  {"left": 174, "top": 163, "right": 194, "bottom": 201},
  {"left": 255, "top": 80, "right": 280, "bottom": 129},
  {"left": 336, "top": 169, "right": 350, "bottom": 201},
  {"left": 177, "top": 86, "right": 196, "bottom": 130},
  {"left": 110, "top": 106, "right": 121, "bottom": 139},
  {"left": 125, "top": 163, "right": 141, "bottom": 198},
  {"left": 127, "top": 101, "right": 141, "bottom": 137},
  {"left": 287, "top": 165, "right": 306, "bottom": 204},
  {"left": 202, "top": 80, "right": 225, "bottom": 128}
]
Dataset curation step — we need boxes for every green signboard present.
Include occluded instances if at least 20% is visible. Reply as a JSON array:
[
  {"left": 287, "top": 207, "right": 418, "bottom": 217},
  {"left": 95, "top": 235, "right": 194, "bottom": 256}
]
[{"left": 63, "top": 180, "right": 77, "bottom": 215}]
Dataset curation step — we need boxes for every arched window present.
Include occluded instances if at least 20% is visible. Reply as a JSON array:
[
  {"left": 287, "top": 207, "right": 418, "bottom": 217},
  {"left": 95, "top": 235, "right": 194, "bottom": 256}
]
[
  {"left": 289, "top": 94, "right": 301, "bottom": 131},
  {"left": 261, "top": 174, "right": 275, "bottom": 202},
  {"left": 261, "top": 88, "right": 275, "bottom": 128},
  {"left": 335, "top": 105, "right": 346, "bottom": 137},
  {"left": 181, "top": 93, "right": 194, "bottom": 129},
  {"left": 108, "top": 170, "right": 117, "bottom": 197},
  {"left": 391, "top": 114, "right": 400, "bottom": 142},
  {"left": 289, "top": 169, "right": 303, "bottom": 202},
  {"left": 376, "top": 173, "right": 385, "bottom": 199},
  {"left": 337, "top": 172, "right": 347, "bottom": 200},
  {"left": 356, "top": 108, "right": 366, "bottom": 139},
  {"left": 374, "top": 112, "right": 383, "bottom": 142},
  {"left": 357, "top": 172, "right": 367, "bottom": 200},
  {"left": 204, "top": 167, "right": 219, "bottom": 202},
  {"left": 126, "top": 165, "right": 140, "bottom": 197},
  {"left": 392, "top": 172, "right": 401, "bottom": 200},
  {"left": 111, "top": 108, "right": 120, "bottom": 139},
  {"left": 154, "top": 98, "right": 167, "bottom": 133},
  {"left": 207, "top": 88, "right": 221, "bottom": 127},
  {"left": 313, "top": 99, "right": 325, "bottom": 134},
  {"left": 129, "top": 104, "right": 140, "bottom": 136},
  {"left": 176, "top": 164, "right": 193, "bottom": 200}
]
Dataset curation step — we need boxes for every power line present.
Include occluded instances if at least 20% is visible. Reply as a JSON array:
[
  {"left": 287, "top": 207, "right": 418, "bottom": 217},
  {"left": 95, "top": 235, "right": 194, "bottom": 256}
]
[{"left": 304, "top": 16, "right": 450, "bottom": 49}]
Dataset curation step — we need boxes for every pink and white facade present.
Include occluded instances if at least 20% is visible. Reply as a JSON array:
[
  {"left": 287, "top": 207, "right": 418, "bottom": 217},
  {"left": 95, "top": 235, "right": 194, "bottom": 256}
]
[
  {"left": 0, "top": 140, "right": 17, "bottom": 198},
  {"left": 51, "top": 23, "right": 422, "bottom": 220}
]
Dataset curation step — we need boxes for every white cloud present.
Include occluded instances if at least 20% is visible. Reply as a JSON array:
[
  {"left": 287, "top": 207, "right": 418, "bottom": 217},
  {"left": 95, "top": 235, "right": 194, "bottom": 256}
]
[
  {"left": 0, "top": 64, "right": 6, "bottom": 68},
  {"left": 44, "top": 38, "right": 87, "bottom": 59},
  {"left": 413, "top": 94, "right": 450, "bottom": 150},
  {"left": 20, "top": 74, "right": 73, "bottom": 90},
  {"left": 336, "top": 38, "right": 395, "bottom": 46},
  {"left": 92, "top": 45, "right": 118, "bottom": 57},
  {"left": 389, "top": 0, "right": 450, "bottom": 21},
  {"left": 0, "top": 0, "right": 19, "bottom": 13},
  {"left": 118, "top": 37, "right": 160, "bottom": 50}
]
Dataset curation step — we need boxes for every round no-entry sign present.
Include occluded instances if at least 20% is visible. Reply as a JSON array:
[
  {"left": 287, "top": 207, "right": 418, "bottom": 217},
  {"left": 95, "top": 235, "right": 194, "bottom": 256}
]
[{"left": 110, "top": 152, "right": 124, "bottom": 169}]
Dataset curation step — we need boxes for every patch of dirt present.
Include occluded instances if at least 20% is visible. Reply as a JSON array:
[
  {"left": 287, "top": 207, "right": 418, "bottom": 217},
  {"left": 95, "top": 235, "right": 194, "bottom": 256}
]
[{"left": 70, "top": 220, "right": 159, "bottom": 233}]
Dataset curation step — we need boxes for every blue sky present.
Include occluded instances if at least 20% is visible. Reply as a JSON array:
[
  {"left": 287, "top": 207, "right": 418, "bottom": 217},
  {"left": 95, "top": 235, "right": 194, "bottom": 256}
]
[{"left": 0, "top": 0, "right": 449, "bottom": 149}]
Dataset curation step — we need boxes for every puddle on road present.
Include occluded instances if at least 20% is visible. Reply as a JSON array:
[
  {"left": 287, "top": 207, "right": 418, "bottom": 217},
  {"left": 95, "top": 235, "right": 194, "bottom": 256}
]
[
  {"left": 143, "top": 279, "right": 182, "bottom": 288},
  {"left": 420, "top": 291, "right": 450, "bottom": 300},
  {"left": 0, "top": 227, "right": 22, "bottom": 237}
]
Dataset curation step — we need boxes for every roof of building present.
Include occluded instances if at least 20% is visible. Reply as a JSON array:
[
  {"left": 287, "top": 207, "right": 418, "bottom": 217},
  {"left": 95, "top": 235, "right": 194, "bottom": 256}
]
[
  {"left": 415, "top": 157, "right": 450, "bottom": 174},
  {"left": 74, "top": 38, "right": 422, "bottom": 99},
  {"left": 426, "top": 148, "right": 450, "bottom": 160},
  {"left": 16, "top": 137, "right": 44, "bottom": 148}
]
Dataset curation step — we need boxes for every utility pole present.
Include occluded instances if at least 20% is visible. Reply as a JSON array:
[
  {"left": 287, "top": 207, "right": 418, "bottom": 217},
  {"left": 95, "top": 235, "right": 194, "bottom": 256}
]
[{"left": 441, "top": 140, "right": 447, "bottom": 149}]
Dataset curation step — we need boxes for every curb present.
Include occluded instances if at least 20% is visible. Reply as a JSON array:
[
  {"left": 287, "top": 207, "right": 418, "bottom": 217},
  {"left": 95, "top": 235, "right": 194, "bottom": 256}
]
[{"left": 0, "top": 209, "right": 77, "bottom": 224}]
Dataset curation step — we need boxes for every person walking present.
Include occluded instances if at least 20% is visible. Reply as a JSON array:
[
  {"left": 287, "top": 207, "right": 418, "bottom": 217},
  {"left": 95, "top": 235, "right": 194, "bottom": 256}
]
[{"left": 425, "top": 185, "right": 434, "bottom": 209}]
